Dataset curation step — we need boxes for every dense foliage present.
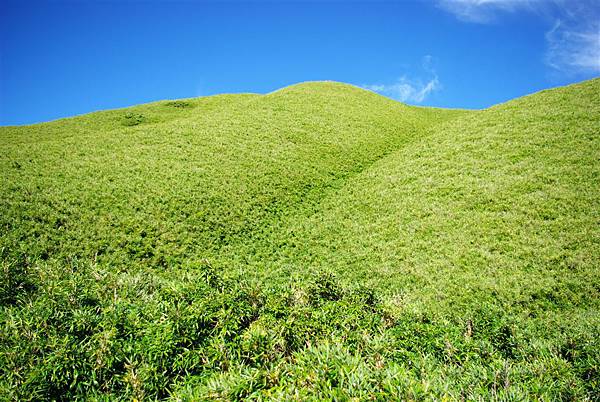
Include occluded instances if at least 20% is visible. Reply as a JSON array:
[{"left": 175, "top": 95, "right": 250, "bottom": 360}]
[{"left": 1, "top": 80, "right": 599, "bottom": 400}]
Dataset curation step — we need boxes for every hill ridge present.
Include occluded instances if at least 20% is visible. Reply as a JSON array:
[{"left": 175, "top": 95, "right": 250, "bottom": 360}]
[{"left": 5, "top": 77, "right": 598, "bottom": 130}]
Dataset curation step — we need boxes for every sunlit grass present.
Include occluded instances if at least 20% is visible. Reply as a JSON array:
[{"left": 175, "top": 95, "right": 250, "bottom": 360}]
[{"left": 1, "top": 79, "right": 598, "bottom": 400}]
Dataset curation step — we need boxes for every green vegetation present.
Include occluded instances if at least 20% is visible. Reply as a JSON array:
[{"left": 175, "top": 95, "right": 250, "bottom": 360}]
[{"left": 1, "top": 79, "right": 599, "bottom": 400}]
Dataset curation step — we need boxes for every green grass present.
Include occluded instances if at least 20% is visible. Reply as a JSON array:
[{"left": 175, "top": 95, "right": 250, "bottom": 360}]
[{"left": 1, "top": 79, "right": 599, "bottom": 400}]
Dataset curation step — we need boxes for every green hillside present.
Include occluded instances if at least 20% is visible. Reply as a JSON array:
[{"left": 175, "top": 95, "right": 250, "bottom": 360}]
[{"left": 1, "top": 79, "right": 599, "bottom": 400}]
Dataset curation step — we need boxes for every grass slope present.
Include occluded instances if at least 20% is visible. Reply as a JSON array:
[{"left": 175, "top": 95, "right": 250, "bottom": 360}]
[{"left": 1, "top": 79, "right": 598, "bottom": 400}]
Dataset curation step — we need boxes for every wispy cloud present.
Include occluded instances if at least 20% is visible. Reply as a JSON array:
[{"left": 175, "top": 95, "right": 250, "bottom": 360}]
[
  {"left": 362, "top": 56, "right": 441, "bottom": 103},
  {"left": 363, "top": 77, "right": 440, "bottom": 103},
  {"left": 438, "top": 0, "right": 600, "bottom": 74},
  {"left": 437, "top": 0, "right": 538, "bottom": 23},
  {"left": 545, "top": 7, "right": 600, "bottom": 74}
]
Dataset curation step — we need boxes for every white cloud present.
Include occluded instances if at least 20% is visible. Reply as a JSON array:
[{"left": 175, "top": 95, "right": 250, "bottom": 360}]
[
  {"left": 437, "top": 0, "right": 538, "bottom": 23},
  {"left": 362, "top": 56, "right": 441, "bottom": 103},
  {"left": 363, "top": 77, "right": 440, "bottom": 103},
  {"left": 545, "top": 17, "right": 600, "bottom": 74},
  {"left": 437, "top": 0, "right": 600, "bottom": 74}
]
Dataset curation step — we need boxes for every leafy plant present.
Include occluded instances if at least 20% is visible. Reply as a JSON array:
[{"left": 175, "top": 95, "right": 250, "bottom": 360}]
[{"left": 121, "top": 112, "right": 146, "bottom": 126}]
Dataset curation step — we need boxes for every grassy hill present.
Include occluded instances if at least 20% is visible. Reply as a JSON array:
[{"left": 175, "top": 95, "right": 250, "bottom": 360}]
[{"left": 1, "top": 79, "right": 598, "bottom": 400}]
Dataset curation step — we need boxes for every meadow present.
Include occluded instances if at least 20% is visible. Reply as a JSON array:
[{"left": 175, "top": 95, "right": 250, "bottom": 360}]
[{"left": 1, "top": 79, "right": 599, "bottom": 400}]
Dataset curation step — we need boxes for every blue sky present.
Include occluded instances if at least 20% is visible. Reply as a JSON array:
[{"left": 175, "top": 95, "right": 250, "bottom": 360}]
[{"left": 1, "top": 0, "right": 598, "bottom": 126}]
